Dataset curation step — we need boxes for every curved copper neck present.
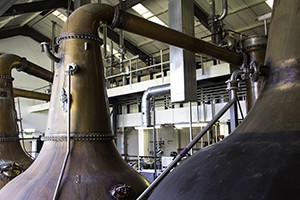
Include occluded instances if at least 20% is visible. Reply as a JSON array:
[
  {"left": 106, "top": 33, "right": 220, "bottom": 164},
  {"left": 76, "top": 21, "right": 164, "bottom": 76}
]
[
  {"left": 0, "top": 54, "right": 23, "bottom": 75},
  {"left": 0, "top": 54, "right": 54, "bottom": 83}
]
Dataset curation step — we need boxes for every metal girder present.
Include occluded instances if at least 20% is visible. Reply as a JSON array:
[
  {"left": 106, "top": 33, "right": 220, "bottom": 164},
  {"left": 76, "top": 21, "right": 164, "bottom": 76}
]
[
  {"left": 118, "top": 0, "right": 145, "bottom": 10},
  {"left": 1, "top": 0, "right": 71, "bottom": 17},
  {"left": 74, "top": 0, "right": 91, "bottom": 9},
  {"left": 0, "top": 26, "right": 50, "bottom": 43},
  {"left": 100, "top": 27, "right": 150, "bottom": 63},
  {"left": 0, "top": 0, "right": 17, "bottom": 16},
  {"left": 193, "top": 1, "right": 210, "bottom": 30}
]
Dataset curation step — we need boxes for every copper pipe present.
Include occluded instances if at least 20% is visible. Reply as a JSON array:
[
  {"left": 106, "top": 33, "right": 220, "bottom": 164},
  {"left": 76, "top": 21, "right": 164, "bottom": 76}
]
[
  {"left": 15, "top": 58, "right": 54, "bottom": 83},
  {"left": 13, "top": 88, "right": 50, "bottom": 101},
  {"left": 60, "top": 4, "right": 243, "bottom": 66}
]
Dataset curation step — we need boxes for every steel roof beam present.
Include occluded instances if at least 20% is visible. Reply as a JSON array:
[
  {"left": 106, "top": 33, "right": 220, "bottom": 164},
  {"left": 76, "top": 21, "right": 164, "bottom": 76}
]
[
  {"left": 117, "top": 0, "right": 146, "bottom": 10},
  {"left": 0, "top": 0, "right": 17, "bottom": 16},
  {"left": 193, "top": 1, "right": 210, "bottom": 30},
  {"left": 0, "top": 26, "right": 50, "bottom": 43},
  {"left": 99, "top": 27, "right": 150, "bottom": 63},
  {"left": 1, "top": 0, "right": 71, "bottom": 17}
]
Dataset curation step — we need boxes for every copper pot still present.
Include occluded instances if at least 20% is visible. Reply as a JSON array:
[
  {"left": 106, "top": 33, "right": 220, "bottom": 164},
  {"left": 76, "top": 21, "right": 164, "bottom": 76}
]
[
  {"left": 0, "top": 4, "right": 149, "bottom": 200},
  {"left": 0, "top": 54, "right": 53, "bottom": 189},
  {"left": 0, "top": 55, "right": 33, "bottom": 189},
  {"left": 149, "top": 0, "right": 300, "bottom": 199}
]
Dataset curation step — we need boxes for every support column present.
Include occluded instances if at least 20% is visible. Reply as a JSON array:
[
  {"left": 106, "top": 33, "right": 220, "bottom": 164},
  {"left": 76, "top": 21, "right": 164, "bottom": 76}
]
[
  {"left": 169, "top": 0, "right": 197, "bottom": 103},
  {"left": 138, "top": 129, "right": 149, "bottom": 157}
]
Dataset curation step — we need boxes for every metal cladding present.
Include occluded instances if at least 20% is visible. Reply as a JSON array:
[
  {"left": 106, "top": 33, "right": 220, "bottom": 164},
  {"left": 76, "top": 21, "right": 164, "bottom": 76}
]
[
  {"left": 0, "top": 54, "right": 33, "bottom": 188},
  {"left": 0, "top": 4, "right": 150, "bottom": 200},
  {"left": 149, "top": 1, "right": 300, "bottom": 199}
]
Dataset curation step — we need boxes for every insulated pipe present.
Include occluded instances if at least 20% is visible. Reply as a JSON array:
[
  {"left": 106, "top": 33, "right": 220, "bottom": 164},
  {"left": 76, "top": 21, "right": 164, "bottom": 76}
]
[
  {"left": 218, "top": 0, "right": 228, "bottom": 21},
  {"left": 141, "top": 84, "right": 170, "bottom": 127},
  {"left": 13, "top": 88, "right": 50, "bottom": 101},
  {"left": 138, "top": 70, "right": 243, "bottom": 200},
  {"left": 60, "top": 3, "right": 243, "bottom": 66}
]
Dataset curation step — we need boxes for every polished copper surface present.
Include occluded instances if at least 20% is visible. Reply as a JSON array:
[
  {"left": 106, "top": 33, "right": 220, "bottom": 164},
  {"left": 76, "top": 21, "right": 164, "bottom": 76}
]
[
  {"left": 0, "top": 54, "right": 33, "bottom": 188},
  {"left": 0, "top": 5, "right": 150, "bottom": 199}
]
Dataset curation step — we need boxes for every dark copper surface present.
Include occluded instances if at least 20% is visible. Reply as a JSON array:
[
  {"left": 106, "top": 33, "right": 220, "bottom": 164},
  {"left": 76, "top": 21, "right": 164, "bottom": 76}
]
[{"left": 149, "top": 0, "right": 300, "bottom": 199}]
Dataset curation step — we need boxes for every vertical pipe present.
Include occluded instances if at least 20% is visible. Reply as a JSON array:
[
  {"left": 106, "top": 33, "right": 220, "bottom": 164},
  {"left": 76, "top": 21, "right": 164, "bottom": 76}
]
[
  {"left": 119, "top": 29, "right": 125, "bottom": 72},
  {"left": 112, "top": 104, "right": 118, "bottom": 144},
  {"left": 189, "top": 101, "right": 193, "bottom": 155},
  {"left": 109, "top": 41, "right": 113, "bottom": 76},
  {"left": 52, "top": 63, "right": 76, "bottom": 200},
  {"left": 160, "top": 50, "right": 164, "bottom": 82},
  {"left": 152, "top": 97, "right": 157, "bottom": 180},
  {"left": 51, "top": 21, "right": 56, "bottom": 73},
  {"left": 264, "top": 20, "right": 268, "bottom": 36},
  {"left": 229, "top": 86, "right": 238, "bottom": 132},
  {"left": 103, "top": 25, "right": 107, "bottom": 59},
  {"left": 17, "top": 98, "right": 27, "bottom": 156}
]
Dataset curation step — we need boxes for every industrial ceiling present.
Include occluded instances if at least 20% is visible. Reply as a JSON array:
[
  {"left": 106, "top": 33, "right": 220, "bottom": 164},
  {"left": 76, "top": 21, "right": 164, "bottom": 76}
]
[{"left": 0, "top": 0, "right": 272, "bottom": 60}]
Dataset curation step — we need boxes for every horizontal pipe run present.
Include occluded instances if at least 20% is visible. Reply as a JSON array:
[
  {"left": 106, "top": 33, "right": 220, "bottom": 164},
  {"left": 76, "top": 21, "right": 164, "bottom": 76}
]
[
  {"left": 16, "top": 59, "right": 54, "bottom": 83},
  {"left": 61, "top": 4, "right": 243, "bottom": 66},
  {"left": 119, "top": 11, "right": 242, "bottom": 65},
  {"left": 13, "top": 88, "right": 50, "bottom": 101}
]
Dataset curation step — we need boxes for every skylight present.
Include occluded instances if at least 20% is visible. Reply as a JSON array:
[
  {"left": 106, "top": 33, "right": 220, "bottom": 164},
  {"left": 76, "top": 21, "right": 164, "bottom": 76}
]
[
  {"left": 132, "top": 3, "right": 167, "bottom": 27},
  {"left": 266, "top": 0, "right": 273, "bottom": 9},
  {"left": 52, "top": 10, "right": 67, "bottom": 22}
]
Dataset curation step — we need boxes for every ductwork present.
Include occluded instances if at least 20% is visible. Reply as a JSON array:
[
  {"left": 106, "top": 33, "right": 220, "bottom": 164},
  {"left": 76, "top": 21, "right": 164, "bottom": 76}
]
[
  {"left": 141, "top": 84, "right": 170, "bottom": 127},
  {"left": 147, "top": 0, "right": 300, "bottom": 199}
]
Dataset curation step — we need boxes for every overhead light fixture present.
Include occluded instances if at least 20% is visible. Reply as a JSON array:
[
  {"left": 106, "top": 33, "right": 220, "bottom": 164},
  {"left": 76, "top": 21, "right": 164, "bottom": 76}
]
[
  {"left": 265, "top": 0, "right": 274, "bottom": 9},
  {"left": 132, "top": 3, "right": 167, "bottom": 27},
  {"left": 256, "top": 12, "right": 272, "bottom": 21},
  {"left": 52, "top": 10, "right": 67, "bottom": 22}
]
